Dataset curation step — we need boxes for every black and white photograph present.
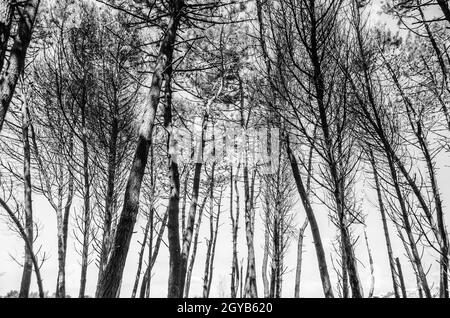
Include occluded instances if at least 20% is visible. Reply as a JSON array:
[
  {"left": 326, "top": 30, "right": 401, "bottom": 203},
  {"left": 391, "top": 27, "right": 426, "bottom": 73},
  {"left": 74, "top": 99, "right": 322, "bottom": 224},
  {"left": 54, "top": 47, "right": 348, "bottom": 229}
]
[{"left": 0, "top": 0, "right": 450, "bottom": 308}]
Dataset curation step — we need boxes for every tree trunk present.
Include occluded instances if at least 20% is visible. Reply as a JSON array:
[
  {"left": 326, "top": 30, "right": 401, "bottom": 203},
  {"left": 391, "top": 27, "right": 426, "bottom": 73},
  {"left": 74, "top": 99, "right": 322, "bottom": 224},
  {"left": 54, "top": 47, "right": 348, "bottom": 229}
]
[
  {"left": 184, "top": 194, "right": 208, "bottom": 297},
  {"left": 79, "top": 97, "right": 91, "bottom": 298},
  {"left": 294, "top": 218, "right": 308, "bottom": 298},
  {"left": 262, "top": 195, "right": 270, "bottom": 298},
  {"left": 131, "top": 208, "right": 152, "bottom": 298},
  {"left": 230, "top": 165, "right": 240, "bottom": 298},
  {"left": 284, "top": 132, "right": 334, "bottom": 298},
  {"left": 96, "top": 117, "right": 119, "bottom": 295},
  {"left": 243, "top": 164, "right": 258, "bottom": 298},
  {"left": 0, "top": 0, "right": 12, "bottom": 74},
  {"left": 180, "top": 81, "right": 222, "bottom": 292},
  {"left": 0, "top": 0, "right": 40, "bottom": 132},
  {"left": 19, "top": 84, "right": 33, "bottom": 298},
  {"left": 206, "top": 188, "right": 222, "bottom": 297},
  {"left": 0, "top": 198, "right": 44, "bottom": 297},
  {"left": 436, "top": 0, "right": 450, "bottom": 25},
  {"left": 180, "top": 130, "right": 205, "bottom": 294},
  {"left": 364, "top": 229, "right": 375, "bottom": 298},
  {"left": 165, "top": 68, "right": 182, "bottom": 298},
  {"left": 140, "top": 208, "right": 168, "bottom": 298},
  {"left": 386, "top": 152, "right": 431, "bottom": 298},
  {"left": 97, "top": 0, "right": 184, "bottom": 298},
  {"left": 396, "top": 257, "right": 407, "bottom": 298},
  {"left": 369, "top": 150, "right": 399, "bottom": 298}
]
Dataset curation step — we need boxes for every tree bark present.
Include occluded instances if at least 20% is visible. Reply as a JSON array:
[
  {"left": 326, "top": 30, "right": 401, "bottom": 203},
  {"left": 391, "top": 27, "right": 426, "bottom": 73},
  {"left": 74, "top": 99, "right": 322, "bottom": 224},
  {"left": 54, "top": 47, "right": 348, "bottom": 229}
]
[
  {"left": 184, "top": 194, "right": 208, "bottom": 297},
  {"left": 19, "top": 83, "right": 33, "bottom": 298},
  {"left": 140, "top": 208, "right": 168, "bottom": 298},
  {"left": 97, "top": 0, "right": 184, "bottom": 298},
  {"left": 386, "top": 151, "right": 431, "bottom": 298},
  {"left": 165, "top": 67, "right": 182, "bottom": 298},
  {"left": 79, "top": 92, "right": 91, "bottom": 299},
  {"left": 131, "top": 207, "right": 152, "bottom": 298},
  {"left": 364, "top": 229, "right": 375, "bottom": 298},
  {"left": 369, "top": 150, "right": 399, "bottom": 298},
  {"left": 294, "top": 218, "right": 308, "bottom": 298},
  {"left": 262, "top": 194, "right": 270, "bottom": 298},
  {"left": 0, "top": 0, "right": 12, "bottom": 74},
  {"left": 396, "top": 257, "right": 407, "bottom": 298},
  {"left": 0, "top": 0, "right": 40, "bottom": 132},
  {"left": 284, "top": 132, "right": 334, "bottom": 298},
  {"left": 96, "top": 116, "right": 119, "bottom": 294},
  {"left": 230, "top": 165, "right": 240, "bottom": 298},
  {"left": 0, "top": 198, "right": 44, "bottom": 297}
]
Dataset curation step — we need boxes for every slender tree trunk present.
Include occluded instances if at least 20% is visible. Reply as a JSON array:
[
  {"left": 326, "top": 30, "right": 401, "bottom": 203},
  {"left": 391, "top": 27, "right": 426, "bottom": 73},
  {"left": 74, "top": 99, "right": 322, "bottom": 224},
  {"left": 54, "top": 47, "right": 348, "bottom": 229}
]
[
  {"left": 140, "top": 208, "right": 167, "bottom": 298},
  {"left": 0, "top": 0, "right": 40, "bottom": 132},
  {"left": 79, "top": 99, "right": 91, "bottom": 298},
  {"left": 165, "top": 68, "right": 182, "bottom": 298},
  {"left": 294, "top": 218, "right": 308, "bottom": 298},
  {"left": 386, "top": 152, "right": 431, "bottom": 298},
  {"left": 396, "top": 257, "right": 407, "bottom": 298},
  {"left": 180, "top": 81, "right": 222, "bottom": 292},
  {"left": 202, "top": 158, "right": 215, "bottom": 298},
  {"left": 385, "top": 56, "right": 449, "bottom": 298},
  {"left": 97, "top": 0, "right": 184, "bottom": 298},
  {"left": 243, "top": 164, "right": 258, "bottom": 298},
  {"left": 180, "top": 135, "right": 205, "bottom": 294},
  {"left": 19, "top": 84, "right": 33, "bottom": 298},
  {"left": 0, "top": 198, "right": 44, "bottom": 297},
  {"left": 262, "top": 195, "right": 270, "bottom": 298},
  {"left": 364, "top": 229, "right": 375, "bottom": 298},
  {"left": 206, "top": 188, "right": 222, "bottom": 298},
  {"left": 181, "top": 167, "right": 190, "bottom": 236},
  {"left": 369, "top": 150, "right": 399, "bottom": 298},
  {"left": 230, "top": 165, "right": 240, "bottom": 298},
  {"left": 0, "top": 0, "right": 12, "bottom": 74},
  {"left": 284, "top": 132, "right": 334, "bottom": 298},
  {"left": 131, "top": 208, "right": 152, "bottom": 298},
  {"left": 96, "top": 117, "right": 119, "bottom": 295},
  {"left": 239, "top": 258, "right": 244, "bottom": 298},
  {"left": 184, "top": 195, "right": 208, "bottom": 297}
]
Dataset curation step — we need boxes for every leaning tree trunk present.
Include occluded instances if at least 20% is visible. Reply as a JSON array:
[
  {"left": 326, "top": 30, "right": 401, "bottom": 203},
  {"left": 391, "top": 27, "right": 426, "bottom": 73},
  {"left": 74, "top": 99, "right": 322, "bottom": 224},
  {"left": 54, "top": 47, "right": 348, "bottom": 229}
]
[
  {"left": 96, "top": 116, "right": 119, "bottom": 296},
  {"left": 205, "top": 188, "right": 223, "bottom": 298},
  {"left": 131, "top": 207, "right": 152, "bottom": 298},
  {"left": 386, "top": 151, "right": 431, "bottom": 298},
  {"left": 0, "top": 198, "right": 44, "bottom": 297},
  {"left": 294, "top": 218, "right": 308, "bottom": 298},
  {"left": 0, "top": 0, "right": 40, "bottom": 132},
  {"left": 364, "top": 229, "right": 375, "bottom": 298},
  {"left": 369, "top": 150, "right": 400, "bottom": 298},
  {"left": 19, "top": 84, "right": 33, "bottom": 298},
  {"left": 180, "top": 82, "right": 222, "bottom": 293},
  {"left": 0, "top": 0, "right": 13, "bottom": 74},
  {"left": 396, "top": 257, "right": 407, "bottom": 298},
  {"left": 97, "top": 0, "right": 184, "bottom": 298},
  {"left": 180, "top": 117, "right": 206, "bottom": 295},
  {"left": 436, "top": 0, "right": 450, "bottom": 25},
  {"left": 284, "top": 132, "right": 334, "bottom": 298},
  {"left": 140, "top": 208, "right": 168, "bottom": 298},
  {"left": 184, "top": 194, "right": 209, "bottom": 298}
]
